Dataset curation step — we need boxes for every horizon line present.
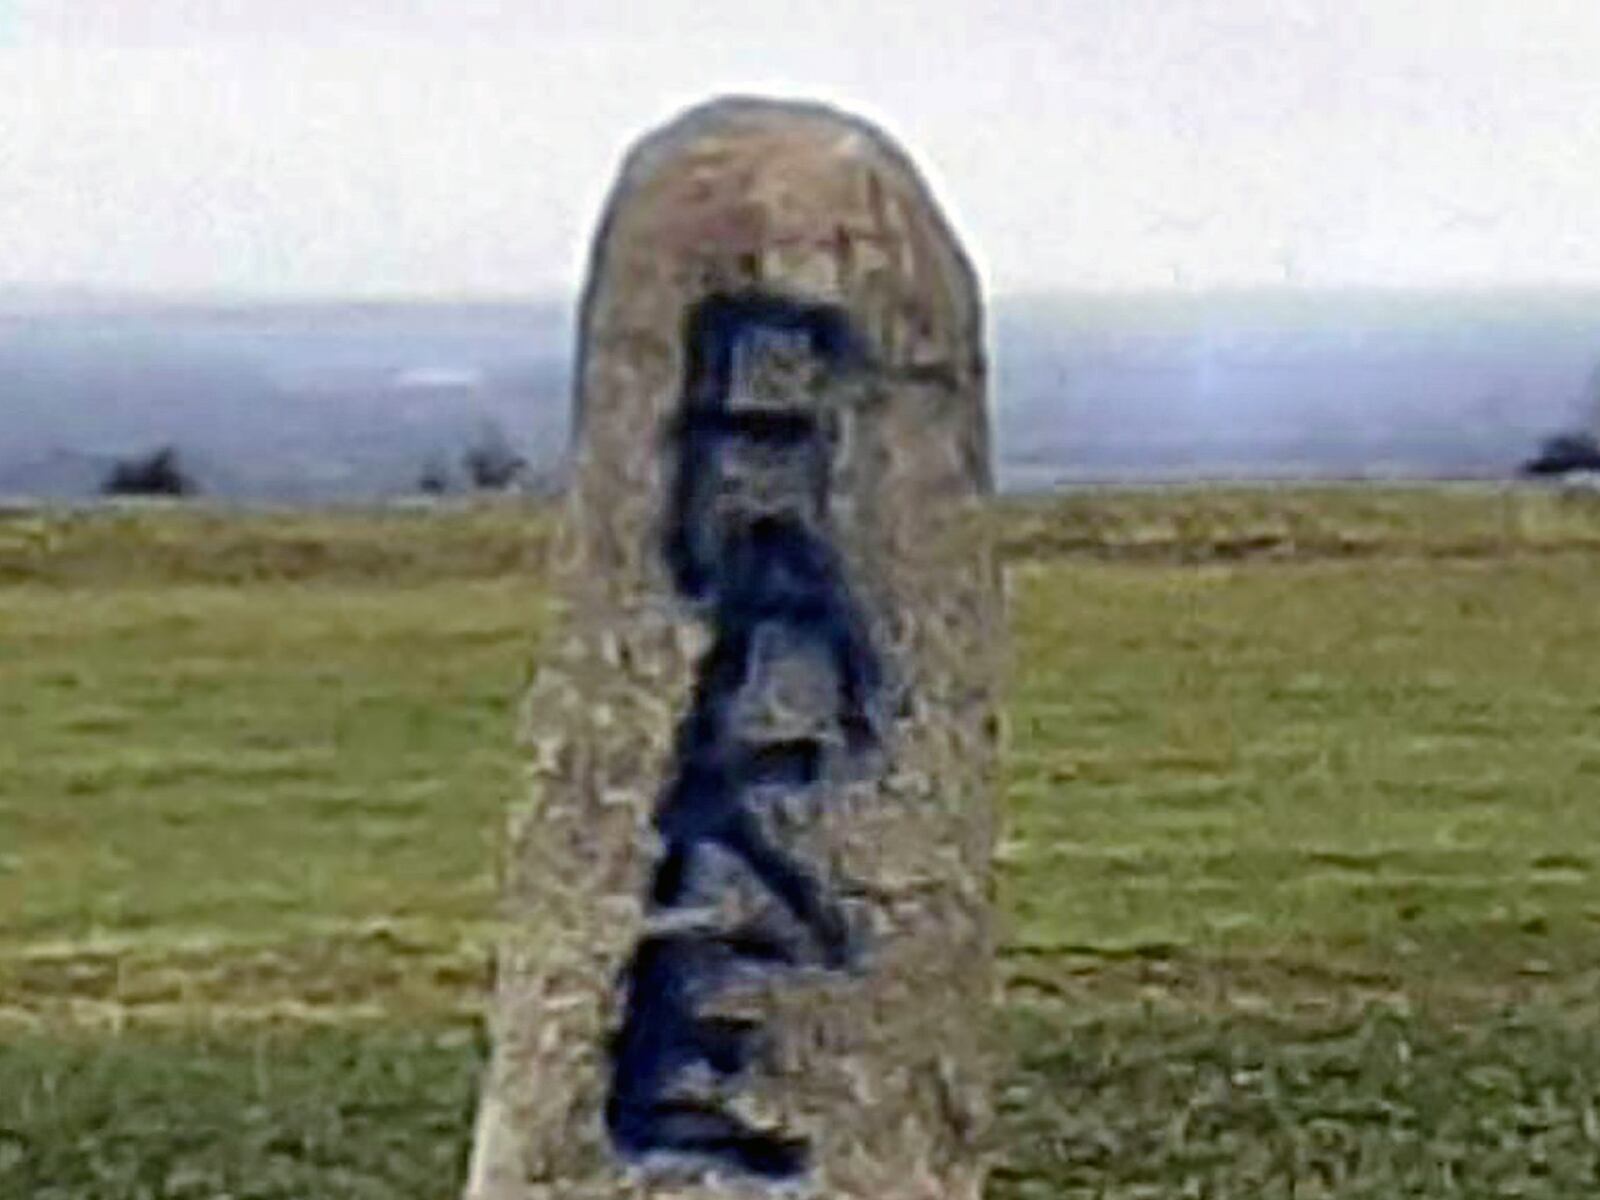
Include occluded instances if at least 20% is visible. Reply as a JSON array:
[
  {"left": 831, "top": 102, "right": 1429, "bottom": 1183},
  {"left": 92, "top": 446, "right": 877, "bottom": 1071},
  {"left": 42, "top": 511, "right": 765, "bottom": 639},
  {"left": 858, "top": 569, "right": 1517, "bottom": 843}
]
[{"left": 7, "top": 280, "right": 1600, "bottom": 311}]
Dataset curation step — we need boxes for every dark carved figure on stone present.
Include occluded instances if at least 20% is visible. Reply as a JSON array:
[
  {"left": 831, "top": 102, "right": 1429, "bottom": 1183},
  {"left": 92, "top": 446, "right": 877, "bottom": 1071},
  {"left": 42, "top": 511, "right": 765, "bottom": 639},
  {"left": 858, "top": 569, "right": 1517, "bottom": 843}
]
[{"left": 606, "top": 293, "right": 889, "bottom": 1184}]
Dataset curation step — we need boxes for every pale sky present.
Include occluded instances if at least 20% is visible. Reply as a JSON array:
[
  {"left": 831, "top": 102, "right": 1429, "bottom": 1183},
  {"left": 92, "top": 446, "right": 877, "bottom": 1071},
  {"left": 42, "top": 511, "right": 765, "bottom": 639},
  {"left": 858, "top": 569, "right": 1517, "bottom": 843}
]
[{"left": 3, "top": 0, "right": 1599, "bottom": 298}]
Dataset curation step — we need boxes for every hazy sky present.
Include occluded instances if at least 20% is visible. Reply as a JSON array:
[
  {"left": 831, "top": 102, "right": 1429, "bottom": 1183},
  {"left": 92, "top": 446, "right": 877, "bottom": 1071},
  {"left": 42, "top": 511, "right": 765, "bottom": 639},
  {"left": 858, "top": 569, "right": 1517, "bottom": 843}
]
[{"left": 4, "top": 0, "right": 1599, "bottom": 298}]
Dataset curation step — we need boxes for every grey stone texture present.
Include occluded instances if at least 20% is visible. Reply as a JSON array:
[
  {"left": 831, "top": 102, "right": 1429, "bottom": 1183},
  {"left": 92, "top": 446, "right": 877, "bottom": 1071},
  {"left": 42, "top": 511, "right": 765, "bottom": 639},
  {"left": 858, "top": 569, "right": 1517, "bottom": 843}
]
[{"left": 465, "top": 96, "right": 1002, "bottom": 1200}]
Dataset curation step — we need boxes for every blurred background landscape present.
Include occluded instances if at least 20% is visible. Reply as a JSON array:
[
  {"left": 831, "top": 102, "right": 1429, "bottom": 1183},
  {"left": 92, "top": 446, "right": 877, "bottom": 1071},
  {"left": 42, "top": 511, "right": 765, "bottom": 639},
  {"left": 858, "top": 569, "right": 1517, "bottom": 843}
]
[{"left": 3, "top": 285, "right": 1598, "bottom": 501}]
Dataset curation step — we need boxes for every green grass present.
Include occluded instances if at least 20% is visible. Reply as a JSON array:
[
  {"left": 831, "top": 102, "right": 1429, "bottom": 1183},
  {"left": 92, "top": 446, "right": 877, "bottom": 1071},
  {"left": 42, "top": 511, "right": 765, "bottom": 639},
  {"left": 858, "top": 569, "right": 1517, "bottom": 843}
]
[
  {"left": 0, "top": 576, "right": 540, "bottom": 1026},
  {"left": 0, "top": 1026, "right": 483, "bottom": 1200},
  {"left": 4, "top": 489, "right": 1600, "bottom": 1197},
  {"left": 1004, "top": 553, "right": 1600, "bottom": 978}
]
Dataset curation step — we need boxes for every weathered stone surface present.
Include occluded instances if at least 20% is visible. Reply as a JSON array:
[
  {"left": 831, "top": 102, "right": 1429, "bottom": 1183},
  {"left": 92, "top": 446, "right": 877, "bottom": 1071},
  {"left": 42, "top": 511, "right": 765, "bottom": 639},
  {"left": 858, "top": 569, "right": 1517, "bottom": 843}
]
[{"left": 465, "top": 96, "right": 1002, "bottom": 1200}]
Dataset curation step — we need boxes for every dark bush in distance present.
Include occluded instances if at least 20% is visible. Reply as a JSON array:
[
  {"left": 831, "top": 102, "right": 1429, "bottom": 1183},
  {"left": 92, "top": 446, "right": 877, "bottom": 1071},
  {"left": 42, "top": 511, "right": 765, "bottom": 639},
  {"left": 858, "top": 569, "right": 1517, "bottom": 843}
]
[
  {"left": 416, "top": 456, "right": 453, "bottom": 496},
  {"left": 1521, "top": 432, "right": 1600, "bottom": 477},
  {"left": 101, "top": 446, "right": 199, "bottom": 497},
  {"left": 461, "top": 422, "right": 527, "bottom": 491}
]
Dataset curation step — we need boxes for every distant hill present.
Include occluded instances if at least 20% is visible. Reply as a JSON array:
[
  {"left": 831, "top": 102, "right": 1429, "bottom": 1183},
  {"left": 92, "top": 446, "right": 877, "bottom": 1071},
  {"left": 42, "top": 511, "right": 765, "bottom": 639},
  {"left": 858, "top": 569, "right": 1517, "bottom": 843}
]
[
  {"left": 994, "top": 288, "right": 1600, "bottom": 488},
  {"left": 1, "top": 288, "right": 1597, "bottom": 500},
  {"left": 0, "top": 297, "right": 571, "bottom": 501}
]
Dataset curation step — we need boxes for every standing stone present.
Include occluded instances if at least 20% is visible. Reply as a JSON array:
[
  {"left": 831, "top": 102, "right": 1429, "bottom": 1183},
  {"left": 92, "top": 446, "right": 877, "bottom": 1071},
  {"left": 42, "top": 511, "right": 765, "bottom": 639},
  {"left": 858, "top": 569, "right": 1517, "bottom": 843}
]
[{"left": 466, "top": 96, "right": 1002, "bottom": 1200}]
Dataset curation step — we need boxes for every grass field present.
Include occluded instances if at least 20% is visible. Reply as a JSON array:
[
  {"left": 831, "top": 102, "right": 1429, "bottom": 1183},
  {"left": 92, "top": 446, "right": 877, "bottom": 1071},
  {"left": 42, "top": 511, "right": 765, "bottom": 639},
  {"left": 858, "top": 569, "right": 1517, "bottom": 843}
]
[{"left": 4, "top": 487, "right": 1600, "bottom": 1198}]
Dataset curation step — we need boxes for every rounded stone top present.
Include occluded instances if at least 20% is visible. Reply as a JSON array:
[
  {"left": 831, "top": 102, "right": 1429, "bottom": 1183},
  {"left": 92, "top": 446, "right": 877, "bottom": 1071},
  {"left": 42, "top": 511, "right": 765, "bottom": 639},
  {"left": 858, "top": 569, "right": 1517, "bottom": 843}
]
[{"left": 577, "top": 94, "right": 984, "bottom": 357}]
